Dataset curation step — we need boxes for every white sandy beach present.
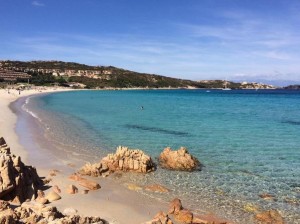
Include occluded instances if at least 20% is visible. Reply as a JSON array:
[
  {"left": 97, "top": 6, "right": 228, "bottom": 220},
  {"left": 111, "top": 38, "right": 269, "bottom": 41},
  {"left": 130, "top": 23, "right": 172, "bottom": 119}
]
[{"left": 0, "top": 87, "right": 170, "bottom": 224}]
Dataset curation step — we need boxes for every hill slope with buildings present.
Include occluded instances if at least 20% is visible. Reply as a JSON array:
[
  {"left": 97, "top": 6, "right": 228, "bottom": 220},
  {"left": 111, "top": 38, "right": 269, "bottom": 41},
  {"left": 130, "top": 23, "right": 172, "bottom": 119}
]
[{"left": 0, "top": 60, "right": 276, "bottom": 89}]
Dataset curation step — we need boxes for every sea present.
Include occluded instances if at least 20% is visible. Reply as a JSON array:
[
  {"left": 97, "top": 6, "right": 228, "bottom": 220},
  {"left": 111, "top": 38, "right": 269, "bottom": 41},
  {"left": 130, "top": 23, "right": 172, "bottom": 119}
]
[{"left": 21, "top": 89, "right": 300, "bottom": 223}]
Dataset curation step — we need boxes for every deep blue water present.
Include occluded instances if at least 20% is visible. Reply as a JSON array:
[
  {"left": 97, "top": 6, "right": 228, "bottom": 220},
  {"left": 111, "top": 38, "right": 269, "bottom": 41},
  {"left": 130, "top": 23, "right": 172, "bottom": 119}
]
[{"left": 25, "top": 89, "right": 300, "bottom": 223}]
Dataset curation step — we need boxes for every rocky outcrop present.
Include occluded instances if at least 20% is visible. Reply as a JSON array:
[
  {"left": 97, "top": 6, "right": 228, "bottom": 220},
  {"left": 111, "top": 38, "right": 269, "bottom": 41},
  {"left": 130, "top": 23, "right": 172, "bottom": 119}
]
[
  {"left": 0, "top": 137, "right": 43, "bottom": 204},
  {"left": 79, "top": 146, "right": 156, "bottom": 177},
  {"left": 146, "top": 198, "right": 230, "bottom": 224},
  {"left": 159, "top": 147, "right": 201, "bottom": 171},
  {"left": 0, "top": 200, "right": 105, "bottom": 224}
]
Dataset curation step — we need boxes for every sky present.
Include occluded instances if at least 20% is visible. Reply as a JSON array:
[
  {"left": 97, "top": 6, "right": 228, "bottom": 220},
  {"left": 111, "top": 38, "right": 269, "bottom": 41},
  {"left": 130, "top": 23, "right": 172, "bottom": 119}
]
[{"left": 0, "top": 0, "right": 300, "bottom": 85}]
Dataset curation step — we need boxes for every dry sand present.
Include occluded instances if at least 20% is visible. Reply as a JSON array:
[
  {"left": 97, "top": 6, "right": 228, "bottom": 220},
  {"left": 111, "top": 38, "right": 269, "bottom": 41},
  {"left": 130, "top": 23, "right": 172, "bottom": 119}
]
[{"left": 0, "top": 87, "right": 168, "bottom": 224}]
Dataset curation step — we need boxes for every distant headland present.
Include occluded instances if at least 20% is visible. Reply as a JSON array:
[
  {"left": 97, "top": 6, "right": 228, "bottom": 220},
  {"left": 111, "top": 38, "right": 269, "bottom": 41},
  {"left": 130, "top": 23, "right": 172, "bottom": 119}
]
[{"left": 0, "top": 60, "right": 295, "bottom": 89}]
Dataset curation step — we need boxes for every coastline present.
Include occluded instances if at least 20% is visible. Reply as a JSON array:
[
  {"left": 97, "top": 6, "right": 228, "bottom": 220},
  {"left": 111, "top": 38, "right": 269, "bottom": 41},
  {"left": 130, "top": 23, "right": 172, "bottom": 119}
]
[
  {"left": 1, "top": 87, "right": 294, "bottom": 223},
  {"left": 0, "top": 87, "right": 170, "bottom": 224}
]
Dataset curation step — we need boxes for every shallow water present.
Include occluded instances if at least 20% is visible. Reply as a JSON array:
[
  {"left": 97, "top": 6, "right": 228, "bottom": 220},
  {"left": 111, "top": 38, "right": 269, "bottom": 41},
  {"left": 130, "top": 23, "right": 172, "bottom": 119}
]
[{"left": 23, "top": 89, "right": 300, "bottom": 223}]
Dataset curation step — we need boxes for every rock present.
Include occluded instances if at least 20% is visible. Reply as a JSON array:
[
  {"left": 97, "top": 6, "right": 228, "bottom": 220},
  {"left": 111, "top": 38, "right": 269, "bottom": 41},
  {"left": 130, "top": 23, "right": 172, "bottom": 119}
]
[
  {"left": 53, "top": 185, "right": 61, "bottom": 194},
  {"left": 78, "top": 178, "right": 101, "bottom": 190},
  {"left": 192, "top": 215, "right": 209, "bottom": 224},
  {"left": 63, "top": 207, "right": 78, "bottom": 216},
  {"left": 35, "top": 190, "right": 48, "bottom": 204},
  {"left": 243, "top": 203, "right": 259, "bottom": 213},
  {"left": 168, "top": 198, "right": 183, "bottom": 215},
  {"left": 259, "top": 193, "right": 275, "bottom": 200},
  {"left": 67, "top": 184, "right": 78, "bottom": 194},
  {"left": 69, "top": 173, "right": 85, "bottom": 181},
  {"left": 43, "top": 178, "right": 52, "bottom": 184},
  {"left": 0, "top": 137, "right": 43, "bottom": 203},
  {"left": 144, "top": 184, "right": 170, "bottom": 193},
  {"left": 125, "top": 183, "right": 142, "bottom": 191},
  {"left": 79, "top": 162, "right": 108, "bottom": 177},
  {"left": 0, "top": 200, "right": 10, "bottom": 211},
  {"left": 175, "top": 209, "right": 193, "bottom": 224},
  {"left": 255, "top": 210, "right": 284, "bottom": 224},
  {"left": 79, "top": 146, "right": 156, "bottom": 177},
  {"left": 146, "top": 211, "right": 173, "bottom": 224},
  {"left": 69, "top": 173, "right": 100, "bottom": 190},
  {"left": 159, "top": 147, "right": 201, "bottom": 171},
  {"left": 0, "top": 201, "right": 17, "bottom": 223},
  {"left": 49, "top": 169, "right": 59, "bottom": 176},
  {"left": 36, "top": 197, "right": 48, "bottom": 205},
  {"left": 81, "top": 189, "right": 89, "bottom": 194},
  {"left": 0, "top": 138, "right": 106, "bottom": 224},
  {"left": 45, "top": 191, "right": 61, "bottom": 202}
]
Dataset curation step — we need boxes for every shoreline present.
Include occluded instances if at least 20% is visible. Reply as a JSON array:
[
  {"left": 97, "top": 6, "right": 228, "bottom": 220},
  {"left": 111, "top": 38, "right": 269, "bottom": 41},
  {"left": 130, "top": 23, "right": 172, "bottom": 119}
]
[
  {"left": 0, "top": 87, "right": 244, "bottom": 224},
  {"left": 0, "top": 87, "right": 170, "bottom": 224}
]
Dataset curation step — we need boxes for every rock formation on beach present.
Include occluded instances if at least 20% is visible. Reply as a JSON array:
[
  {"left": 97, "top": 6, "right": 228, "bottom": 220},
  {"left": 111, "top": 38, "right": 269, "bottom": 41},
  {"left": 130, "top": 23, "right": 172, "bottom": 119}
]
[
  {"left": 145, "top": 198, "right": 231, "bottom": 224},
  {"left": 0, "top": 137, "right": 43, "bottom": 203},
  {"left": 159, "top": 147, "right": 201, "bottom": 171},
  {"left": 0, "top": 200, "right": 105, "bottom": 224},
  {"left": 0, "top": 137, "right": 105, "bottom": 223},
  {"left": 79, "top": 146, "right": 156, "bottom": 177}
]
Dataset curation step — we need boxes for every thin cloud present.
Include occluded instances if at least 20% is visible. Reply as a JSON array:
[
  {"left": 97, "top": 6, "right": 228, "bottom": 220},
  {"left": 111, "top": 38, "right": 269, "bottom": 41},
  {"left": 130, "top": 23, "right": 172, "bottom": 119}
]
[{"left": 32, "top": 1, "right": 45, "bottom": 7}]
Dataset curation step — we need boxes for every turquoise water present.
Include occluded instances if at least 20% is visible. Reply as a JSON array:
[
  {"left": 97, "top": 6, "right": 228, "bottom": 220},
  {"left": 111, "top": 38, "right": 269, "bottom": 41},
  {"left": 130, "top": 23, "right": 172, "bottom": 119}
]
[{"left": 25, "top": 89, "right": 300, "bottom": 223}]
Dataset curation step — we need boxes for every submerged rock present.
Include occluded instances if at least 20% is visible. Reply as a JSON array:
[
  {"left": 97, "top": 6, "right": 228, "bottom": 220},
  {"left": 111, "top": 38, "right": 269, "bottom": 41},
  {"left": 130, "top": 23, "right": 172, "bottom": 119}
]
[
  {"left": 255, "top": 210, "right": 285, "bottom": 224},
  {"left": 0, "top": 137, "right": 43, "bottom": 203},
  {"left": 144, "top": 184, "right": 170, "bottom": 193},
  {"left": 159, "top": 147, "right": 201, "bottom": 171}
]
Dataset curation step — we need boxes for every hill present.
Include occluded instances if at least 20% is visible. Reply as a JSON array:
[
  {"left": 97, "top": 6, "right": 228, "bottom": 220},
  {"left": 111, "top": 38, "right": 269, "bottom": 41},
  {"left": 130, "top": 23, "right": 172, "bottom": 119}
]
[{"left": 0, "top": 60, "right": 276, "bottom": 89}]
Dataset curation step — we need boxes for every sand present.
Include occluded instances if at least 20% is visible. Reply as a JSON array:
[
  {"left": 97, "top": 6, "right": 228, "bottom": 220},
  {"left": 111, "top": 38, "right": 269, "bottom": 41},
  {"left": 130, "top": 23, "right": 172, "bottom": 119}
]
[{"left": 0, "top": 87, "right": 168, "bottom": 224}]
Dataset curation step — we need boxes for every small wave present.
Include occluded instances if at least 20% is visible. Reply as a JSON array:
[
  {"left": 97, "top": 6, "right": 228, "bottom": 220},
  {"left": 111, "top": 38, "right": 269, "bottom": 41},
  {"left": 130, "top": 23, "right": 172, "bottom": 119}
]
[
  {"left": 21, "top": 97, "right": 42, "bottom": 122},
  {"left": 124, "top": 124, "right": 189, "bottom": 136}
]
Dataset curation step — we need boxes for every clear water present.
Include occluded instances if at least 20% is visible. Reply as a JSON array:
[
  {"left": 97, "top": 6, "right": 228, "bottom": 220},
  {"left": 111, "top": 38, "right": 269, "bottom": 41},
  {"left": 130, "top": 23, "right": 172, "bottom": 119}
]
[{"left": 24, "top": 89, "right": 300, "bottom": 223}]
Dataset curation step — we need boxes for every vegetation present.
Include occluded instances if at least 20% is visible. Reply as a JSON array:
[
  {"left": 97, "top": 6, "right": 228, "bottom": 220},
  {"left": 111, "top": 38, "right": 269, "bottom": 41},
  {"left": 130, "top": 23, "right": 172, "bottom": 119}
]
[{"left": 0, "top": 60, "right": 278, "bottom": 89}]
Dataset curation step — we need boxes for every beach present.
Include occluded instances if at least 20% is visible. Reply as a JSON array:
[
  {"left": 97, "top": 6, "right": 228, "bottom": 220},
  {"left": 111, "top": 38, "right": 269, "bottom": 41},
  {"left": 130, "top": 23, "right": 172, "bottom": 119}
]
[
  {"left": 0, "top": 87, "right": 172, "bottom": 224},
  {"left": 2, "top": 87, "right": 297, "bottom": 224}
]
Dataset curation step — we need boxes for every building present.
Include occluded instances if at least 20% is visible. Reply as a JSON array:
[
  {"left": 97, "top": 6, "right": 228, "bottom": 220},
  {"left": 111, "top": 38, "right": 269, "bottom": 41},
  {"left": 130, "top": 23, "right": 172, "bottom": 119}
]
[{"left": 0, "top": 70, "right": 32, "bottom": 82}]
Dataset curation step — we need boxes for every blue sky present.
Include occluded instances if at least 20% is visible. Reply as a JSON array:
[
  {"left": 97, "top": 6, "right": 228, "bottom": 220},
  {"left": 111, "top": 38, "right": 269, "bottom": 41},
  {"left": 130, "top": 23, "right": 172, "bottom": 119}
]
[{"left": 1, "top": 0, "right": 300, "bottom": 85}]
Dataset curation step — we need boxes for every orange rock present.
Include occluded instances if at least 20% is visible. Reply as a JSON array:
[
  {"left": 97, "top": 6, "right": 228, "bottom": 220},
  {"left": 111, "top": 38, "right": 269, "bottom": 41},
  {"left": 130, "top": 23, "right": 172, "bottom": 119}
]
[
  {"left": 69, "top": 173, "right": 85, "bottom": 181},
  {"left": 168, "top": 198, "right": 183, "bottom": 215},
  {"left": 175, "top": 209, "right": 193, "bottom": 224},
  {"left": 81, "top": 189, "right": 89, "bottom": 194},
  {"left": 255, "top": 210, "right": 284, "bottom": 224},
  {"left": 49, "top": 169, "right": 59, "bottom": 176},
  {"left": 67, "top": 185, "right": 78, "bottom": 194},
  {"left": 159, "top": 147, "right": 200, "bottom": 171},
  {"left": 45, "top": 191, "right": 61, "bottom": 202},
  {"left": 152, "top": 211, "right": 173, "bottom": 224},
  {"left": 78, "top": 179, "right": 101, "bottom": 190},
  {"left": 53, "top": 185, "right": 61, "bottom": 194}
]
